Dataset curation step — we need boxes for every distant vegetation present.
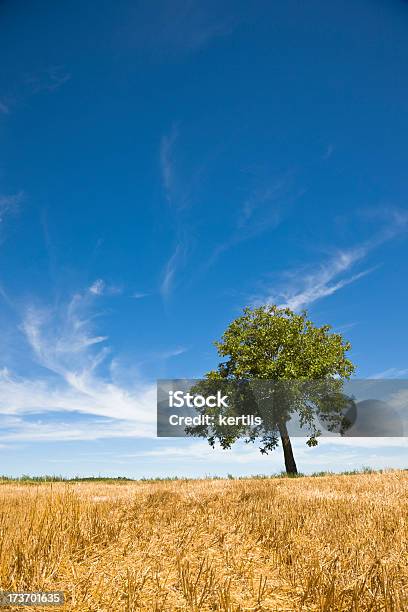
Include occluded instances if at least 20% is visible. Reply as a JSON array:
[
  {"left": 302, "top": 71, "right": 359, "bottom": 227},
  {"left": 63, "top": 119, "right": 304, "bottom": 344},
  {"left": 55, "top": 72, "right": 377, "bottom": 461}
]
[
  {"left": 0, "top": 474, "right": 135, "bottom": 483},
  {"left": 0, "top": 466, "right": 389, "bottom": 484}
]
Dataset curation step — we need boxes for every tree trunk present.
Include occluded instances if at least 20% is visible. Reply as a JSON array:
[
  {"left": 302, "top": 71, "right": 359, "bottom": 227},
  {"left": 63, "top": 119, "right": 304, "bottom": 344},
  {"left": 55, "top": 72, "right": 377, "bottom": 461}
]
[{"left": 278, "top": 422, "right": 298, "bottom": 474}]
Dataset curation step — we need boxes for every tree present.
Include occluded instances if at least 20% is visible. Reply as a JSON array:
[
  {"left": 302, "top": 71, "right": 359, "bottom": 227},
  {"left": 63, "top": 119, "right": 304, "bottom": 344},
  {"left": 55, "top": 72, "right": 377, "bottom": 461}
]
[{"left": 186, "top": 305, "right": 355, "bottom": 474}]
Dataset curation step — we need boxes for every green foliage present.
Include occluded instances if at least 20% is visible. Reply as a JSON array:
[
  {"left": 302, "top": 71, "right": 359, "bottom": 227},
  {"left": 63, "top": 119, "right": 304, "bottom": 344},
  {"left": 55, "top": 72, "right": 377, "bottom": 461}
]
[
  {"left": 187, "top": 304, "right": 355, "bottom": 451},
  {"left": 210, "top": 305, "right": 354, "bottom": 380}
]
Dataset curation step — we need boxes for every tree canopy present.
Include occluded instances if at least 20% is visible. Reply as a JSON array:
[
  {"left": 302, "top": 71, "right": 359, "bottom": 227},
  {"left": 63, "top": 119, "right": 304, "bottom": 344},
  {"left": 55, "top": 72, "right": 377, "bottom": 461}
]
[{"left": 186, "top": 305, "right": 356, "bottom": 473}]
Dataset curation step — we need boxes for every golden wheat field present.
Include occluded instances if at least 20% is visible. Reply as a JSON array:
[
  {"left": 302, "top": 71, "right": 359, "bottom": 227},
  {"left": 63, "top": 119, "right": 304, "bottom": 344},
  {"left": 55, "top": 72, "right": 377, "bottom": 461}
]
[{"left": 0, "top": 471, "right": 407, "bottom": 611}]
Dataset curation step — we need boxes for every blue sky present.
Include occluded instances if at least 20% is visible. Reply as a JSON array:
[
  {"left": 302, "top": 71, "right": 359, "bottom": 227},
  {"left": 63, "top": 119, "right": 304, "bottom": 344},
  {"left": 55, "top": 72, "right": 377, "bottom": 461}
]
[{"left": 0, "top": 0, "right": 407, "bottom": 477}]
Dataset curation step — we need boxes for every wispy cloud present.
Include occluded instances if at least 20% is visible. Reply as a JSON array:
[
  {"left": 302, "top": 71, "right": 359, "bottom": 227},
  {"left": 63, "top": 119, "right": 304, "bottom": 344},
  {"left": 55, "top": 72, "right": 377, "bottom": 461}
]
[
  {"left": 160, "top": 123, "right": 179, "bottom": 205},
  {"left": 0, "top": 412, "right": 154, "bottom": 443},
  {"left": 369, "top": 368, "right": 408, "bottom": 380},
  {"left": 269, "top": 248, "right": 373, "bottom": 311},
  {"left": 119, "top": 437, "right": 408, "bottom": 471},
  {"left": 88, "top": 279, "right": 122, "bottom": 296},
  {"left": 159, "top": 124, "right": 196, "bottom": 297},
  {"left": 0, "top": 288, "right": 158, "bottom": 440},
  {"left": 0, "top": 67, "right": 71, "bottom": 117},
  {"left": 160, "top": 242, "right": 187, "bottom": 298},
  {"left": 0, "top": 101, "right": 10, "bottom": 115},
  {"left": 0, "top": 191, "right": 24, "bottom": 222},
  {"left": 237, "top": 181, "right": 290, "bottom": 233},
  {"left": 160, "top": 122, "right": 202, "bottom": 211},
  {"left": 132, "top": 291, "right": 149, "bottom": 299},
  {"left": 257, "top": 211, "right": 408, "bottom": 311},
  {"left": 154, "top": 346, "right": 187, "bottom": 359},
  {"left": 89, "top": 279, "right": 105, "bottom": 295},
  {"left": 207, "top": 177, "right": 303, "bottom": 269},
  {"left": 159, "top": 2, "right": 237, "bottom": 53},
  {"left": 124, "top": 1, "right": 240, "bottom": 57},
  {"left": 22, "top": 297, "right": 109, "bottom": 380},
  {"left": 23, "top": 67, "right": 71, "bottom": 94},
  {"left": 322, "top": 144, "right": 334, "bottom": 160}
]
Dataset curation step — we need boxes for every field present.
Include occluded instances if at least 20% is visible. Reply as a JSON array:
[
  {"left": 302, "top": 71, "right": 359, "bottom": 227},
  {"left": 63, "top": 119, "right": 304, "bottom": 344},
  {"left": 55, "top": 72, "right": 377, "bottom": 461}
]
[{"left": 0, "top": 471, "right": 407, "bottom": 611}]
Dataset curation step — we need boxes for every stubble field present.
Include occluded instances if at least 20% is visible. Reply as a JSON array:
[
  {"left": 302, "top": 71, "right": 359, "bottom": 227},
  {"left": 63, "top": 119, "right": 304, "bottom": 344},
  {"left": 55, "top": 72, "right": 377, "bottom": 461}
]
[{"left": 0, "top": 471, "right": 407, "bottom": 611}]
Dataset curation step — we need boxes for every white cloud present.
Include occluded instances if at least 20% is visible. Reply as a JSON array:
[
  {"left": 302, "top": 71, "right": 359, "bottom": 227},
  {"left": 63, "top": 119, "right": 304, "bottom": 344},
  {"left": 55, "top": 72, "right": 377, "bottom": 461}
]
[
  {"left": 158, "top": 124, "right": 192, "bottom": 298},
  {"left": 369, "top": 368, "right": 408, "bottom": 380},
  {"left": 159, "top": 121, "right": 203, "bottom": 212},
  {"left": 124, "top": 440, "right": 265, "bottom": 463},
  {"left": 0, "top": 414, "right": 154, "bottom": 442},
  {"left": 258, "top": 212, "right": 408, "bottom": 311},
  {"left": 160, "top": 243, "right": 186, "bottom": 297},
  {"left": 132, "top": 291, "right": 149, "bottom": 299},
  {"left": 0, "top": 367, "right": 156, "bottom": 427},
  {"left": 261, "top": 246, "right": 372, "bottom": 311},
  {"left": 0, "top": 289, "right": 157, "bottom": 439},
  {"left": 21, "top": 297, "right": 107, "bottom": 375},
  {"left": 88, "top": 279, "right": 122, "bottom": 296},
  {"left": 155, "top": 346, "right": 187, "bottom": 359},
  {"left": 280, "top": 267, "right": 373, "bottom": 312},
  {"left": 89, "top": 279, "right": 105, "bottom": 295},
  {"left": 118, "top": 437, "right": 408, "bottom": 476}
]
